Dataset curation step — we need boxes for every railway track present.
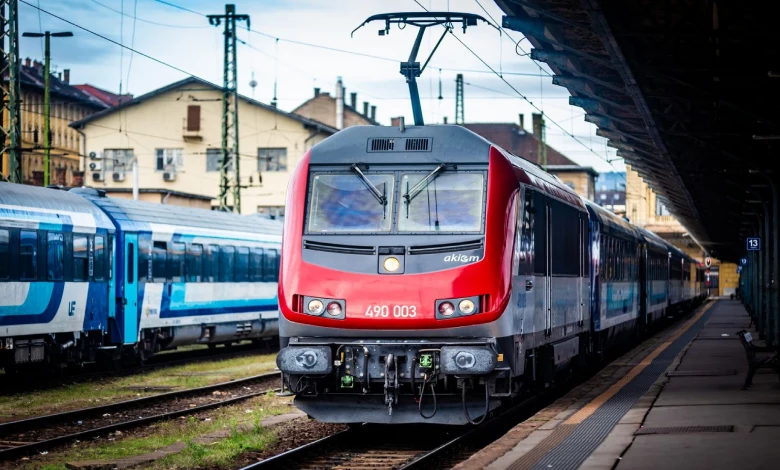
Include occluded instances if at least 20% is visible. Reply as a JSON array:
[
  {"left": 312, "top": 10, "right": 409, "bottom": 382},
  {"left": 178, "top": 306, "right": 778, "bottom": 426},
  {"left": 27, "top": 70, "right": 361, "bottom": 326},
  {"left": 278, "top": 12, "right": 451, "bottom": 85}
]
[
  {"left": 0, "top": 340, "right": 278, "bottom": 395},
  {"left": 0, "top": 371, "right": 281, "bottom": 461},
  {"left": 240, "top": 310, "right": 699, "bottom": 470}
]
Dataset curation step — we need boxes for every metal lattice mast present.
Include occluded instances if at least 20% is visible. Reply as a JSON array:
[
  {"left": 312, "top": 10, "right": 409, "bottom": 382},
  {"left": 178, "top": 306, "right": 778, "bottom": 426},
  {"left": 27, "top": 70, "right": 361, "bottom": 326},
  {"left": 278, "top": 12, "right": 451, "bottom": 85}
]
[
  {"left": 1, "top": 0, "right": 22, "bottom": 183},
  {"left": 208, "top": 4, "right": 249, "bottom": 212},
  {"left": 455, "top": 73, "right": 464, "bottom": 124}
]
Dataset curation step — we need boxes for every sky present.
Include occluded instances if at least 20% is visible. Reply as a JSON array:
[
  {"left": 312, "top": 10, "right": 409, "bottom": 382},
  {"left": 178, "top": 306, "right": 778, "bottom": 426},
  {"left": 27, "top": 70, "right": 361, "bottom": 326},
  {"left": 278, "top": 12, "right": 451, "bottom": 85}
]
[{"left": 19, "top": 0, "right": 625, "bottom": 174}]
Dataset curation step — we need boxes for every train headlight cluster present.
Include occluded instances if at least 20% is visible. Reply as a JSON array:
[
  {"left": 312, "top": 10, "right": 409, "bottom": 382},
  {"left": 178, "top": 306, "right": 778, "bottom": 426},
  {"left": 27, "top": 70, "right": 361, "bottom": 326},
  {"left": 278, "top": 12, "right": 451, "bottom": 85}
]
[
  {"left": 435, "top": 296, "right": 482, "bottom": 319},
  {"left": 303, "top": 296, "right": 346, "bottom": 320}
]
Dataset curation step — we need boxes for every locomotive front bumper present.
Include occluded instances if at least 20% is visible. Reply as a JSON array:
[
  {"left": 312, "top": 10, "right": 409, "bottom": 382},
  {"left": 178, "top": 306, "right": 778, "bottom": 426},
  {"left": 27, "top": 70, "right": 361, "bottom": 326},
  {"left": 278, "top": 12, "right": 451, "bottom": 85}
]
[{"left": 276, "top": 339, "right": 499, "bottom": 378}]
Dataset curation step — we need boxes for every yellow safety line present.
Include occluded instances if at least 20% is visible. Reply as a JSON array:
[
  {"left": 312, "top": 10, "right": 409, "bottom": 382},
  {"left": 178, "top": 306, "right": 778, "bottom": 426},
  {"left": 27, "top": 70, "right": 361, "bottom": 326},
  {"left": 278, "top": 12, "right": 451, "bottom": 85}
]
[{"left": 564, "top": 301, "right": 715, "bottom": 425}]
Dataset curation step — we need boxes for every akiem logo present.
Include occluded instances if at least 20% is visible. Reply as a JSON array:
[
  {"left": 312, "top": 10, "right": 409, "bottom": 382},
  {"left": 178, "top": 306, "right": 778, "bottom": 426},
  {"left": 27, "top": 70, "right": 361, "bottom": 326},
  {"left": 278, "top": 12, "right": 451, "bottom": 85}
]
[{"left": 444, "top": 253, "right": 481, "bottom": 263}]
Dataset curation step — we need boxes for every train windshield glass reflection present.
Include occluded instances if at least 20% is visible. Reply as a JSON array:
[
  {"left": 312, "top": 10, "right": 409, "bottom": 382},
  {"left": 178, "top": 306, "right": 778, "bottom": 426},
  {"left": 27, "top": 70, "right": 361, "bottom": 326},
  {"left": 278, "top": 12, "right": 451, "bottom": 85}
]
[
  {"left": 399, "top": 172, "right": 485, "bottom": 232},
  {"left": 307, "top": 173, "right": 394, "bottom": 233}
]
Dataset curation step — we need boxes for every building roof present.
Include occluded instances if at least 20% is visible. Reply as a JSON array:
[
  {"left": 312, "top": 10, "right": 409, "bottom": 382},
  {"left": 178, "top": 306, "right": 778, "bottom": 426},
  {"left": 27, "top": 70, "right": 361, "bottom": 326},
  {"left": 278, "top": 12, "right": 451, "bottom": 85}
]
[
  {"left": 73, "top": 84, "right": 133, "bottom": 107},
  {"left": 292, "top": 92, "right": 381, "bottom": 126},
  {"left": 463, "top": 123, "right": 578, "bottom": 167},
  {"left": 69, "top": 76, "right": 339, "bottom": 135},
  {"left": 14, "top": 64, "right": 108, "bottom": 110}
]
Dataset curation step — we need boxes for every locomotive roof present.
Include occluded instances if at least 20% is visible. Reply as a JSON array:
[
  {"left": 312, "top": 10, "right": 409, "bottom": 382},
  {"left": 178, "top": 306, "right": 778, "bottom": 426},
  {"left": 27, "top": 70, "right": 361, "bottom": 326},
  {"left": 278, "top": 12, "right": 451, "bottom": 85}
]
[
  {"left": 584, "top": 199, "right": 642, "bottom": 240},
  {"left": 309, "top": 124, "right": 584, "bottom": 207},
  {"left": 71, "top": 188, "right": 282, "bottom": 239},
  {"left": 309, "top": 124, "right": 493, "bottom": 165},
  {"left": 0, "top": 182, "right": 115, "bottom": 231}
]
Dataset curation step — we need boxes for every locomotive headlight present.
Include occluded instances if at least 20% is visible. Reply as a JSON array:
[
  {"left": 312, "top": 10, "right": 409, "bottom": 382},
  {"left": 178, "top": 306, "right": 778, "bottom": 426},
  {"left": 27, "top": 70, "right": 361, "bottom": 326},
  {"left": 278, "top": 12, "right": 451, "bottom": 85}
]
[
  {"left": 383, "top": 257, "right": 400, "bottom": 272},
  {"left": 307, "top": 299, "right": 324, "bottom": 315},
  {"left": 458, "top": 299, "right": 476, "bottom": 315},
  {"left": 439, "top": 301, "right": 455, "bottom": 316},
  {"left": 326, "top": 302, "right": 342, "bottom": 316}
]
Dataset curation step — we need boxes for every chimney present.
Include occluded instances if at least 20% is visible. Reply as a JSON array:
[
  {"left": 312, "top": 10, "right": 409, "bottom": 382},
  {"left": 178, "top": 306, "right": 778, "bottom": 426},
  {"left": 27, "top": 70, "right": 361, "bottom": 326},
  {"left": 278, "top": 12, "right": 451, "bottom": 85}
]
[
  {"left": 71, "top": 170, "right": 84, "bottom": 187},
  {"left": 335, "top": 77, "right": 344, "bottom": 130},
  {"left": 443, "top": 116, "right": 448, "bottom": 124},
  {"left": 532, "top": 113, "right": 543, "bottom": 137},
  {"left": 391, "top": 117, "right": 401, "bottom": 127},
  {"left": 350, "top": 92, "right": 357, "bottom": 109},
  {"left": 63, "top": 69, "right": 70, "bottom": 84},
  {"left": 25, "top": 57, "right": 31, "bottom": 67},
  {"left": 519, "top": 114, "right": 525, "bottom": 131},
  {"left": 314, "top": 87, "right": 320, "bottom": 97},
  {"left": 370, "top": 105, "right": 376, "bottom": 122},
  {"left": 363, "top": 101, "right": 369, "bottom": 116}
]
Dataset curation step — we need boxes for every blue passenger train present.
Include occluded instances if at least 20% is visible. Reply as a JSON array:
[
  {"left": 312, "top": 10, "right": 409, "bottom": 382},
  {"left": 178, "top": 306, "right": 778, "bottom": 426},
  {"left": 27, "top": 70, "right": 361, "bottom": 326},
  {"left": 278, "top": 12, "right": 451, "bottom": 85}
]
[{"left": 0, "top": 182, "right": 282, "bottom": 372}]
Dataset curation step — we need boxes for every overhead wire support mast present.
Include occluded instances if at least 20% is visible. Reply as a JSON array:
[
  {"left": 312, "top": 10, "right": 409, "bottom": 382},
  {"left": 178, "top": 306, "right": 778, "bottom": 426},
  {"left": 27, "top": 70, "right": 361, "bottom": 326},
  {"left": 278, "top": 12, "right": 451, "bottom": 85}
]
[
  {"left": 351, "top": 12, "right": 492, "bottom": 126},
  {"left": 207, "top": 4, "right": 249, "bottom": 213},
  {"left": 1, "top": 0, "right": 22, "bottom": 183}
]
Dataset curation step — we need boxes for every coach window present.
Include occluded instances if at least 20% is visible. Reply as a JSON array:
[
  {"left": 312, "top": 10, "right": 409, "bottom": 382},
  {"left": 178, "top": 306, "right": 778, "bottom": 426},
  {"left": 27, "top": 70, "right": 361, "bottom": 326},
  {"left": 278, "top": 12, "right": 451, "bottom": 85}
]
[
  {"left": 0, "top": 229, "right": 9, "bottom": 280},
  {"left": 265, "top": 248, "right": 278, "bottom": 281},
  {"left": 168, "top": 242, "right": 185, "bottom": 282},
  {"left": 236, "top": 247, "right": 249, "bottom": 282},
  {"left": 47, "top": 232, "right": 65, "bottom": 281},
  {"left": 152, "top": 241, "right": 167, "bottom": 282},
  {"left": 138, "top": 238, "right": 151, "bottom": 282},
  {"left": 19, "top": 231, "right": 38, "bottom": 281},
  {"left": 94, "top": 235, "right": 106, "bottom": 281},
  {"left": 186, "top": 244, "right": 203, "bottom": 282},
  {"left": 73, "top": 235, "right": 89, "bottom": 281},
  {"left": 207, "top": 244, "right": 220, "bottom": 282},
  {"left": 249, "top": 248, "right": 264, "bottom": 282},
  {"left": 219, "top": 246, "right": 235, "bottom": 282}
]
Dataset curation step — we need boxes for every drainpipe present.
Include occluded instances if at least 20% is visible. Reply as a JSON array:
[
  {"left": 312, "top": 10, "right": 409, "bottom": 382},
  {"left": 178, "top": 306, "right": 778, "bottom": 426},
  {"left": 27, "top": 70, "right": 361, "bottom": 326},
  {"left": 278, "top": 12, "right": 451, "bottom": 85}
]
[{"left": 76, "top": 126, "right": 87, "bottom": 172}]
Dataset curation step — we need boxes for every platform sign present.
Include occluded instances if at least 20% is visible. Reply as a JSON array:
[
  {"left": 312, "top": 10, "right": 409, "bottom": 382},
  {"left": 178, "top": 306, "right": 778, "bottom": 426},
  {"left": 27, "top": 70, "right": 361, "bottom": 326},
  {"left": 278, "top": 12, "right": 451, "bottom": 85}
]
[
  {"left": 705, "top": 257, "right": 711, "bottom": 267},
  {"left": 740, "top": 257, "right": 748, "bottom": 266},
  {"left": 747, "top": 237, "right": 761, "bottom": 251}
]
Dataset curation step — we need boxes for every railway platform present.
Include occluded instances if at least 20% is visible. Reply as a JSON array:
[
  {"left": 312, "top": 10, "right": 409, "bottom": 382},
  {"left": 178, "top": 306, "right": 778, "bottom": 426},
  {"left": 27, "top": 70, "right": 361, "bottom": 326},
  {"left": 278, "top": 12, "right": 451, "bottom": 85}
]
[{"left": 455, "top": 299, "right": 780, "bottom": 470}]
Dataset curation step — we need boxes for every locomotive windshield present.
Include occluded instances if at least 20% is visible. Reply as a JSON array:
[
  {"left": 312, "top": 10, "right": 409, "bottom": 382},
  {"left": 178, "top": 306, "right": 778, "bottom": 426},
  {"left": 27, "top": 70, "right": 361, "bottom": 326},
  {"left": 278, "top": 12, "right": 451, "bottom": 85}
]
[
  {"left": 398, "top": 172, "right": 485, "bottom": 232},
  {"left": 307, "top": 173, "right": 394, "bottom": 233}
]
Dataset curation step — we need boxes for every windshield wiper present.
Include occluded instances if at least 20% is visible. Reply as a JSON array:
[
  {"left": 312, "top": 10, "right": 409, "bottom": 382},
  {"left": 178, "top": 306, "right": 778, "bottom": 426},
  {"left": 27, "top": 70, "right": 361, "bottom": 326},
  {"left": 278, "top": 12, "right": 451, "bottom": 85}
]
[
  {"left": 350, "top": 164, "right": 387, "bottom": 206},
  {"left": 403, "top": 163, "right": 447, "bottom": 205}
]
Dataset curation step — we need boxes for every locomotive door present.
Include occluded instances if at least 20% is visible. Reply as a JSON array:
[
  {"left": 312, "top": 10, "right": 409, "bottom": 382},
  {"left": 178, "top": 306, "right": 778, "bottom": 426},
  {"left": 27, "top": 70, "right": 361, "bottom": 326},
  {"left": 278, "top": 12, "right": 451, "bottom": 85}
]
[
  {"left": 122, "top": 234, "right": 139, "bottom": 344},
  {"left": 527, "top": 189, "right": 551, "bottom": 337}
]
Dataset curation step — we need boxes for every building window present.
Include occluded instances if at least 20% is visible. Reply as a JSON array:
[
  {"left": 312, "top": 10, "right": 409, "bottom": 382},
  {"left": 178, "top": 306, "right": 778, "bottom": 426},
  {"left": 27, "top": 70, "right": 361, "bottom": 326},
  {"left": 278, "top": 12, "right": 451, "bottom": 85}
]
[
  {"left": 258, "top": 148, "right": 287, "bottom": 172},
  {"left": 257, "top": 206, "right": 285, "bottom": 220},
  {"left": 156, "top": 148, "right": 184, "bottom": 171},
  {"left": 656, "top": 198, "right": 671, "bottom": 216},
  {"left": 600, "top": 193, "right": 607, "bottom": 201},
  {"left": 206, "top": 148, "right": 232, "bottom": 172},
  {"left": 104, "top": 149, "right": 133, "bottom": 173}
]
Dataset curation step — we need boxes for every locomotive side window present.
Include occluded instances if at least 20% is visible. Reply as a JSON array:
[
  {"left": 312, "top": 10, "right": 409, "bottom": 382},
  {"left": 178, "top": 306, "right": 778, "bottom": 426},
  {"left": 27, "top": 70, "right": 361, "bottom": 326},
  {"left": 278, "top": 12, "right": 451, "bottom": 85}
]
[
  {"left": 307, "top": 173, "right": 394, "bottom": 233},
  {"left": 532, "top": 190, "right": 547, "bottom": 276},
  {"left": 47, "top": 232, "right": 65, "bottom": 281},
  {"left": 0, "top": 229, "right": 9, "bottom": 280},
  {"left": 549, "top": 200, "right": 579, "bottom": 276},
  {"left": 398, "top": 172, "right": 485, "bottom": 232},
  {"left": 73, "top": 234, "right": 88, "bottom": 281}
]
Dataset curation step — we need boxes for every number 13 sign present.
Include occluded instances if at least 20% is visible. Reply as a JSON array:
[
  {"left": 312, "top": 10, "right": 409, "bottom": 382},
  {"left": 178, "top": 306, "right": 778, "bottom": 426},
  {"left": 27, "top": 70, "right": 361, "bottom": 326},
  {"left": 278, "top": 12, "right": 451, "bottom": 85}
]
[{"left": 747, "top": 237, "right": 761, "bottom": 251}]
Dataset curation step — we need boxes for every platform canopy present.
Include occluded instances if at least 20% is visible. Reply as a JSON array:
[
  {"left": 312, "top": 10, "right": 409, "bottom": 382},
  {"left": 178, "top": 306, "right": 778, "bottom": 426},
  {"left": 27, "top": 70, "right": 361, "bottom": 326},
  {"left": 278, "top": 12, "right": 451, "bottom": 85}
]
[{"left": 496, "top": 0, "right": 780, "bottom": 262}]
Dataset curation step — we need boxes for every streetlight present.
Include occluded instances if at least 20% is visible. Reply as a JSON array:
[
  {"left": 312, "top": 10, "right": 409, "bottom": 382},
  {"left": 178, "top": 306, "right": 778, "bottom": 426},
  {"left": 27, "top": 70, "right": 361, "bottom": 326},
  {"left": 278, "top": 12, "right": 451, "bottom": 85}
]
[{"left": 22, "top": 31, "right": 73, "bottom": 187}]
